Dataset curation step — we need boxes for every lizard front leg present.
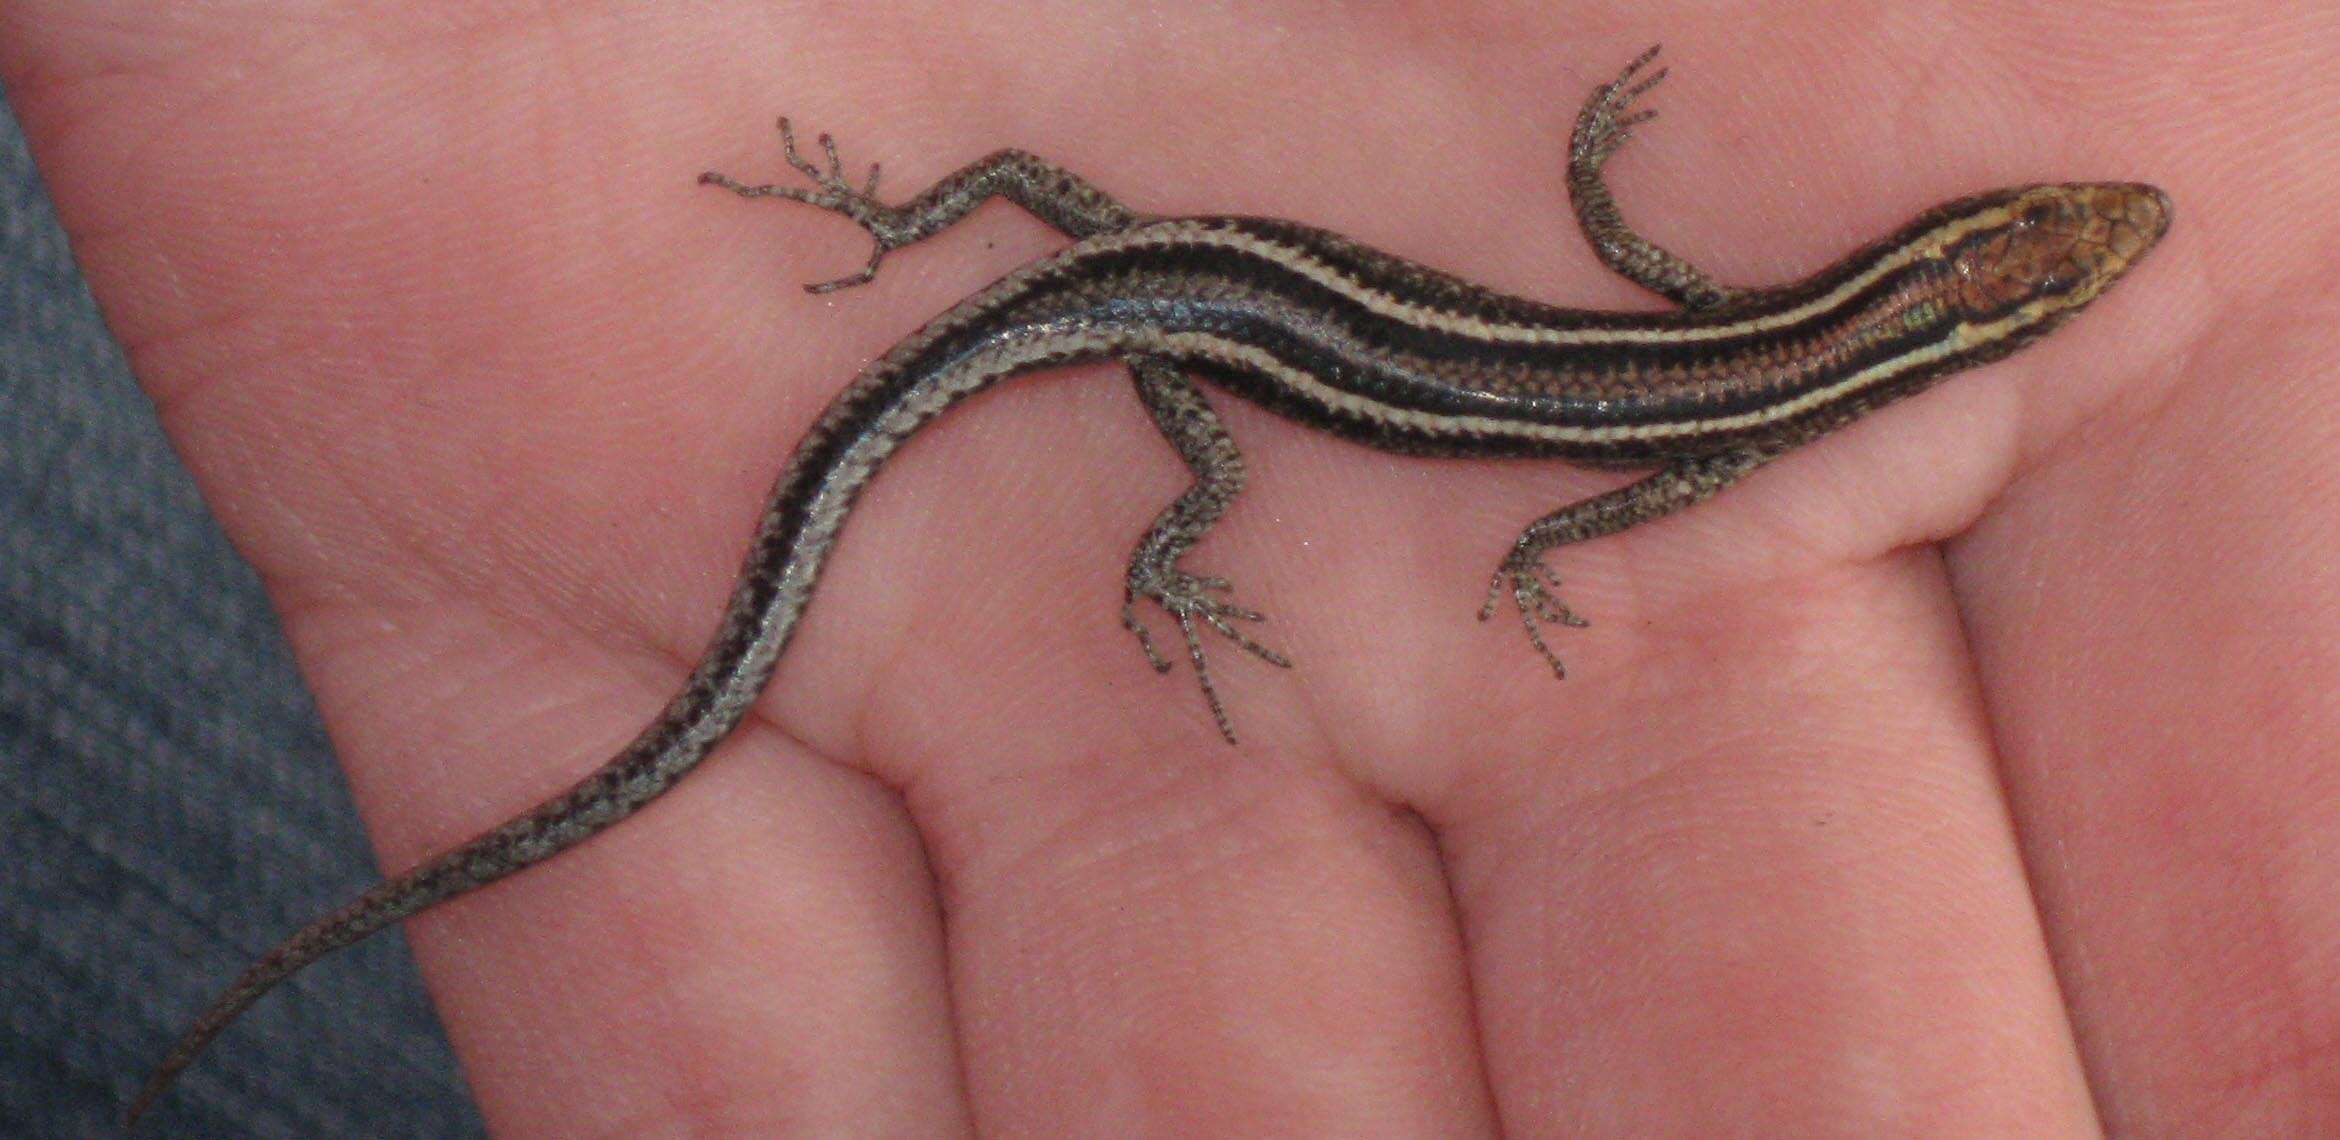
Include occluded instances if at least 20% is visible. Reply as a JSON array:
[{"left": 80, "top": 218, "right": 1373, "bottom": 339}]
[
  {"left": 1566, "top": 45, "right": 1744, "bottom": 310},
  {"left": 701, "top": 120, "right": 1140, "bottom": 292},
  {"left": 1482, "top": 445, "right": 1778, "bottom": 678}
]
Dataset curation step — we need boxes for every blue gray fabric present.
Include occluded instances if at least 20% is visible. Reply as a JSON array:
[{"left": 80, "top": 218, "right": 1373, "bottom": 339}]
[{"left": 0, "top": 92, "right": 485, "bottom": 1137}]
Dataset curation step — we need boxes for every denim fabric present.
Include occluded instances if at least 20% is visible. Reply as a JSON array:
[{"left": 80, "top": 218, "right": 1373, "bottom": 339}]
[{"left": 0, "top": 93, "right": 485, "bottom": 1137}]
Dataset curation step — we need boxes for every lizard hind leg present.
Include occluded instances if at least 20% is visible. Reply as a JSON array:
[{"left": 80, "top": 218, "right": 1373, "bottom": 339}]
[{"left": 1119, "top": 357, "right": 1291, "bottom": 744}]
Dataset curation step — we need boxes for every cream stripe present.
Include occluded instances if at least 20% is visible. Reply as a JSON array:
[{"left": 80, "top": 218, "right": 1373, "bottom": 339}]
[
  {"left": 1123, "top": 329, "right": 1971, "bottom": 445},
  {"left": 1057, "top": 199, "right": 2029, "bottom": 350},
  {"left": 939, "top": 253, "right": 2032, "bottom": 446}
]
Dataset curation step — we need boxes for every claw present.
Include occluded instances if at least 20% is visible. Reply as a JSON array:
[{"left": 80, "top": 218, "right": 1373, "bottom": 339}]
[
  {"left": 1168, "top": 612, "right": 1235, "bottom": 742},
  {"left": 1616, "top": 43, "right": 1663, "bottom": 86},
  {"left": 1621, "top": 67, "right": 1669, "bottom": 104},
  {"left": 779, "top": 118, "right": 823, "bottom": 182},
  {"left": 1121, "top": 596, "right": 1176, "bottom": 674},
  {"left": 1197, "top": 610, "right": 1290, "bottom": 668},
  {"left": 818, "top": 132, "right": 845, "bottom": 181},
  {"left": 1517, "top": 600, "right": 1568, "bottom": 680},
  {"left": 804, "top": 249, "right": 887, "bottom": 294}
]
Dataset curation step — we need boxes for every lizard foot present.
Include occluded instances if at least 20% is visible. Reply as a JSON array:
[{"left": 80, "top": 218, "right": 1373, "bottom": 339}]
[
  {"left": 1122, "top": 567, "right": 1291, "bottom": 744},
  {"left": 1478, "top": 551, "right": 1591, "bottom": 681},
  {"left": 1574, "top": 44, "right": 1667, "bottom": 171},
  {"left": 699, "top": 118, "right": 908, "bottom": 293}
]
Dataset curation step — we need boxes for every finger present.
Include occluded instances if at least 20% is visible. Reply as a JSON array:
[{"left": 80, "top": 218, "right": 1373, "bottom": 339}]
[{"left": 1429, "top": 565, "right": 2097, "bottom": 1133}]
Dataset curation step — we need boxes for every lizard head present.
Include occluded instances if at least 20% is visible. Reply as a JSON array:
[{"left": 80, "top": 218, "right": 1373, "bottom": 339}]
[{"left": 1933, "top": 181, "right": 2172, "bottom": 341}]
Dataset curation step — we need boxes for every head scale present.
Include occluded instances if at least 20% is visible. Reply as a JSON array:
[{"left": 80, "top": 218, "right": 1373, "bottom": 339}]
[{"left": 1930, "top": 181, "right": 2172, "bottom": 356}]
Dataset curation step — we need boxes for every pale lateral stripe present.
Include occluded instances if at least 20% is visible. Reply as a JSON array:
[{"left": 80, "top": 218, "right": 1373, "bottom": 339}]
[
  {"left": 1055, "top": 196, "right": 2036, "bottom": 350},
  {"left": 1131, "top": 329, "right": 1971, "bottom": 445},
  {"left": 905, "top": 321, "right": 1968, "bottom": 447},
  {"left": 909, "top": 284, "right": 2028, "bottom": 450}
]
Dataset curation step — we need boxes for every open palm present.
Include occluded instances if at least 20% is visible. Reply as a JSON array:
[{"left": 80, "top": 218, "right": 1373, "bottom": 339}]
[{"left": 10, "top": 3, "right": 2336, "bottom": 1136}]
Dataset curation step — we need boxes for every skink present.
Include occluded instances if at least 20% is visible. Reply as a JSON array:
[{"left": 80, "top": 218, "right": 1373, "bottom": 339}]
[{"left": 131, "top": 45, "right": 2170, "bottom": 1120}]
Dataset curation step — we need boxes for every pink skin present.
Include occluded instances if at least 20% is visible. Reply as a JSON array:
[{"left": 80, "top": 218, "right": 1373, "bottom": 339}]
[{"left": 8, "top": 3, "right": 2333, "bottom": 1136}]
